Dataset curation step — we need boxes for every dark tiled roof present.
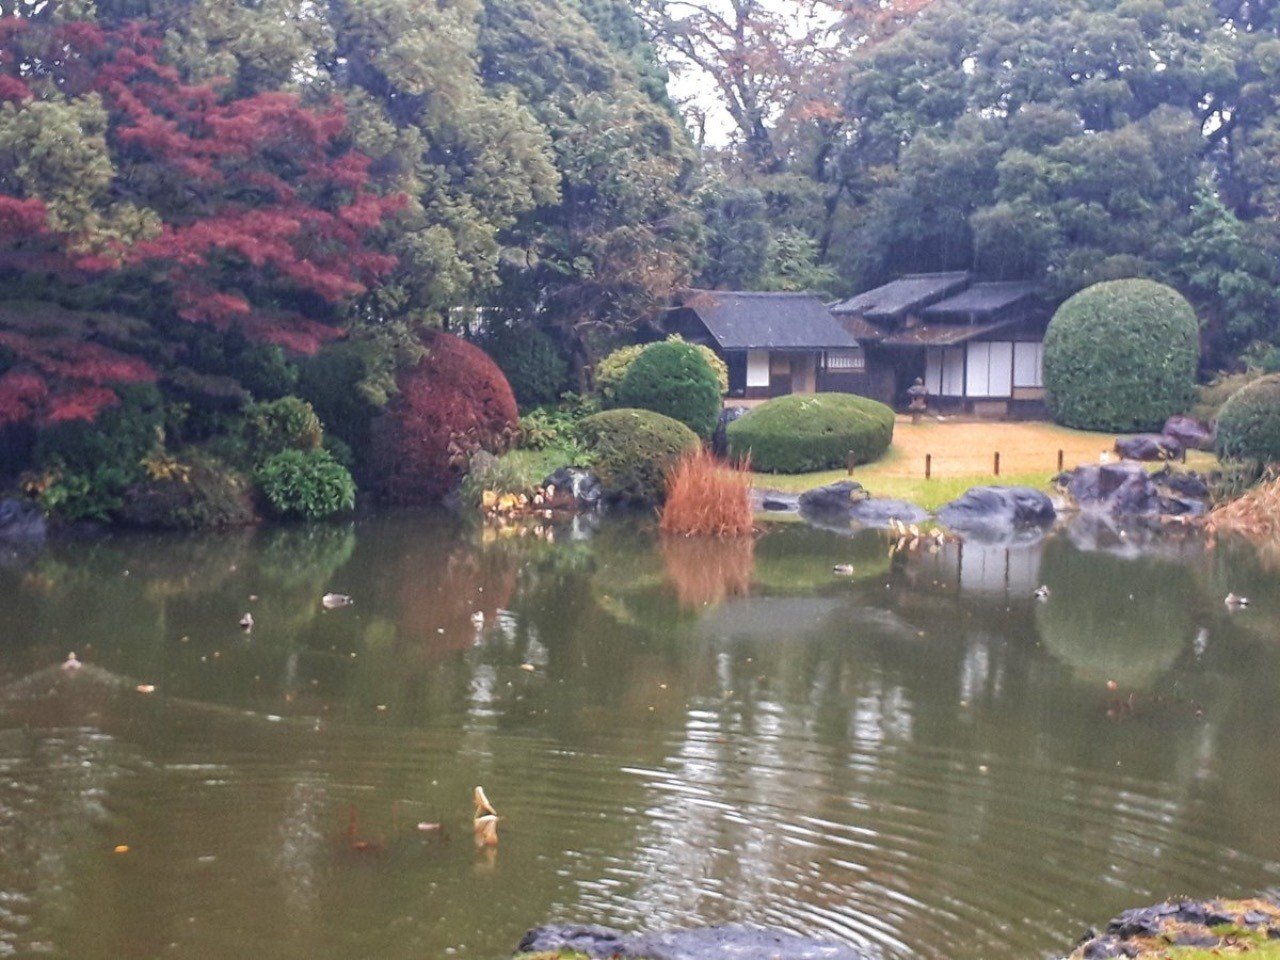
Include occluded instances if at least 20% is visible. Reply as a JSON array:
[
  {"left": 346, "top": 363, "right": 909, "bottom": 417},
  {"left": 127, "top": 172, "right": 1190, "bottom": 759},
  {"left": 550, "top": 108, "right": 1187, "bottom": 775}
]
[
  {"left": 676, "top": 290, "right": 860, "bottom": 350},
  {"left": 834, "top": 313, "right": 885, "bottom": 342},
  {"left": 830, "top": 272, "right": 970, "bottom": 320},
  {"left": 922, "top": 281, "right": 1040, "bottom": 319},
  {"left": 879, "top": 318, "right": 1022, "bottom": 348}
]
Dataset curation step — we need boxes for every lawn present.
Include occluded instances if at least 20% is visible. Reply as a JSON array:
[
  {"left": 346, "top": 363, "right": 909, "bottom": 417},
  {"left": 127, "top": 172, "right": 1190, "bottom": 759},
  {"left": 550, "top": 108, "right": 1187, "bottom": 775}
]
[{"left": 751, "top": 417, "right": 1218, "bottom": 511}]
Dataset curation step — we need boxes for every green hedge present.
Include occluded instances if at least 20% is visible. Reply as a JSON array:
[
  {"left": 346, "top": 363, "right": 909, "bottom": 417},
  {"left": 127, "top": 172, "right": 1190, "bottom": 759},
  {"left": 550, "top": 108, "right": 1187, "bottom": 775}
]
[
  {"left": 614, "top": 340, "right": 722, "bottom": 438},
  {"left": 1216, "top": 373, "right": 1280, "bottom": 466},
  {"left": 726, "top": 393, "right": 895, "bottom": 473},
  {"left": 1043, "top": 279, "right": 1199, "bottom": 432},
  {"left": 577, "top": 408, "right": 700, "bottom": 504}
]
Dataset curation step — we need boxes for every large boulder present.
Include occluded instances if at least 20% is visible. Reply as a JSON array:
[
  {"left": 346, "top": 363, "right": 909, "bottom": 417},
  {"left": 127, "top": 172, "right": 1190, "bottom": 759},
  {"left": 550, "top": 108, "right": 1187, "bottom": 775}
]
[
  {"left": 1114, "top": 434, "right": 1181, "bottom": 462},
  {"left": 1060, "top": 462, "right": 1207, "bottom": 518},
  {"left": 0, "top": 499, "right": 46, "bottom": 547},
  {"left": 1162, "top": 415, "right": 1214, "bottom": 452},
  {"left": 518, "top": 924, "right": 867, "bottom": 960},
  {"left": 936, "top": 486, "right": 1056, "bottom": 541},
  {"left": 542, "top": 466, "right": 603, "bottom": 511},
  {"left": 798, "top": 480, "right": 868, "bottom": 515}
]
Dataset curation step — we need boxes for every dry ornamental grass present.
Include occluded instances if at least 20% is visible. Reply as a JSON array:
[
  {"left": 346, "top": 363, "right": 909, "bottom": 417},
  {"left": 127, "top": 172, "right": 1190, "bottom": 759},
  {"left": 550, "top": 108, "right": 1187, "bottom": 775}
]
[{"left": 659, "top": 448, "right": 754, "bottom": 537}]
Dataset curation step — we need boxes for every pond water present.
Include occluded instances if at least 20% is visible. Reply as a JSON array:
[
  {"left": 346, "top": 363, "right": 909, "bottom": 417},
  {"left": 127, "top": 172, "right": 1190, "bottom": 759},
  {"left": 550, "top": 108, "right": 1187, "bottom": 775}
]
[{"left": 1, "top": 512, "right": 1279, "bottom": 960}]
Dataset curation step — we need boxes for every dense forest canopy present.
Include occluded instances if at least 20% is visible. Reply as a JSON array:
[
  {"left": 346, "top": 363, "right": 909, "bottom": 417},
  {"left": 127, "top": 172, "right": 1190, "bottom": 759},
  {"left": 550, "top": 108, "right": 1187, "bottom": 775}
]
[{"left": 2, "top": 0, "right": 1280, "bottom": 444}]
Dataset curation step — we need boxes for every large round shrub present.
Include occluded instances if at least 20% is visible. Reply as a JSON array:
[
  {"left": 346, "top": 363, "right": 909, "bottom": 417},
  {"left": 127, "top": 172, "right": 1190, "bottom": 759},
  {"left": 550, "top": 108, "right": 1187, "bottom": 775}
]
[
  {"left": 369, "top": 331, "right": 518, "bottom": 502},
  {"left": 595, "top": 336, "right": 729, "bottom": 401},
  {"left": 614, "top": 340, "right": 722, "bottom": 438},
  {"left": 727, "top": 393, "right": 894, "bottom": 473},
  {"left": 478, "top": 325, "right": 569, "bottom": 408},
  {"left": 255, "top": 448, "right": 356, "bottom": 520},
  {"left": 577, "top": 408, "right": 700, "bottom": 504},
  {"left": 1216, "top": 374, "right": 1280, "bottom": 465},
  {"left": 1043, "top": 279, "right": 1199, "bottom": 432}
]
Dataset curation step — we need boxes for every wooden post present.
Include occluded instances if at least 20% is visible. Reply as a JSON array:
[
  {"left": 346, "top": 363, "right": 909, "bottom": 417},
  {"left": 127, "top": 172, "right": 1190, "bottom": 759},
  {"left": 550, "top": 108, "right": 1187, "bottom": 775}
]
[
  {"left": 846, "top": 451, "right": 857, "bottom": 476},
  {"left": 925, "top": 454, "right": 932, "bottom": 480},
  {"left": 994, "top": 451, "right": 1001, "bottom": 476},
  {"left": 1057, "top": 449, "right": 1065, "bottom": 473}
]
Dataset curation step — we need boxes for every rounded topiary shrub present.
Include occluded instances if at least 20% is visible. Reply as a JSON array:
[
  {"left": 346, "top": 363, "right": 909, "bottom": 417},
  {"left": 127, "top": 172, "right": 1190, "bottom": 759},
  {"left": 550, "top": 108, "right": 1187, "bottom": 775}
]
[
  {"left": 577, "top": 408, "right": 700, "bottom": 504},
  {"left": 1216, "top": 373, "right": 1280, "bottom": 466},
  {"left": 369, "top": 330, "right": 518, "bottom": 503},
  {"left": 614, "top": 340, "right": 722, "bottom": 438},
  {"left": 478, "top": 325, "right": 569, "bottom": 409},
  {"left": 726, "top": 393, "right": 894, "bottom": 473},
  {"left": 595, "top": 336, "right": 729, "bottom": 401},
  {"left": 255, "top": 448, "right": 356, "bottom": 520},
  {"left": 1043, "top": 279, "right": 1199, "bottom": 432}
]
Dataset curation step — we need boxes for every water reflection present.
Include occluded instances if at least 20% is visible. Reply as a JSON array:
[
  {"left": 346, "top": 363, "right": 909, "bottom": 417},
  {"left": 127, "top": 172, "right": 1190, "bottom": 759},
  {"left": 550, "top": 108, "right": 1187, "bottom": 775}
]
[{"left": 0, "top": 514, "right": 1278, "bottom": 960}]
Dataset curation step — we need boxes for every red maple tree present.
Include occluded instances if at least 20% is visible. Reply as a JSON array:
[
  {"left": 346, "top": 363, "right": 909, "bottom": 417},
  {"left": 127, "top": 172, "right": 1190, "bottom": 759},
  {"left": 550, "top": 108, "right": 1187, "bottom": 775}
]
[{"left": 0, "top": 19, "right": 404, "bottom": 427}]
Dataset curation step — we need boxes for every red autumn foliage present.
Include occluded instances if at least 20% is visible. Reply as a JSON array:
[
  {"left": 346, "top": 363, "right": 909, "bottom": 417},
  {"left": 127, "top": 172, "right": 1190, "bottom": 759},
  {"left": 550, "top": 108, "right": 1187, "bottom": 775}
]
[
  {"left": 0, "top": 19, "right": 405, "bottom": 426},
  {"left": 370, "top": 331, "right": 519, "bottom": 503}
]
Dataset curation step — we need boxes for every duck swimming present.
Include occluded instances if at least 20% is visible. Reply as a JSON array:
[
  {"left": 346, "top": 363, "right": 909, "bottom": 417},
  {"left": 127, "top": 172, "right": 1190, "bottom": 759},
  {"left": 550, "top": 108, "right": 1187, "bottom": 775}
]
[
  {"left": 239, "top": 612, "right": 254, "bottom": 632},
  {"left": 1225, "top": 593, "right": 1250, "bottom": 609},
  {"left": 322, "top": 593, "right": 353, "bottom": 610},
  {"left": 1034, "top": 585, "right": 1051, "bottom": 601},
  {"left": 832, "top": 564, "right": 856, "bottom": 576}
]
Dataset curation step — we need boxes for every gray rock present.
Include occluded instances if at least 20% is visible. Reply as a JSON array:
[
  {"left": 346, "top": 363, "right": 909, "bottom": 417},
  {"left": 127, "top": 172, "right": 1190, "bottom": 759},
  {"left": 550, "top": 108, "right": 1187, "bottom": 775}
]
[
  {"left": 1114, "top": 434, "right": 1182, "bottom": 461},
  {"left": 1062, "top": 462, "right": 1208, "bottom": 518},
  {"left": 847, "top": 498, "right": 930, "bottom": 528},
  {"left": 543, "top": 467, "right": 603, "bottom": 510},
  {"left": 798, "top": 481, "right": 868, "bottom": 517},
  {"left": 0, "top": 499, "right": 45, "bottom": 547},
  {"left": 936, "top": 486, "right": 1055, "bottom": 542},
  {"left": 518, "top": 924, "right": 867, "bottom": 960},
  {"left": 1164, "top": 415, "right": 1215, "bottom": 451}
]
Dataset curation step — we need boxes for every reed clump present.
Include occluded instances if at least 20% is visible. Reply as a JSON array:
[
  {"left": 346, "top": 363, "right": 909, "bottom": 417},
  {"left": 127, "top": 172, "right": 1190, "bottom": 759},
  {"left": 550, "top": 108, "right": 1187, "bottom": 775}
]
[
  {"left": 1206, "top": 474, "right": 1280, "bottom": 542},
  {"left": 659, "top": 448, "right": 753, "bottom": 537}
]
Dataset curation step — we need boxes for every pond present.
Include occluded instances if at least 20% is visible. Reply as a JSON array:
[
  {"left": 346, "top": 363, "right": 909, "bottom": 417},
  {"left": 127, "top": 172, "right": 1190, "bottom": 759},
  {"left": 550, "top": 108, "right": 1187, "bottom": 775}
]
[{"left": 1, "top": 512, "right": 1279, "bottom": 960}]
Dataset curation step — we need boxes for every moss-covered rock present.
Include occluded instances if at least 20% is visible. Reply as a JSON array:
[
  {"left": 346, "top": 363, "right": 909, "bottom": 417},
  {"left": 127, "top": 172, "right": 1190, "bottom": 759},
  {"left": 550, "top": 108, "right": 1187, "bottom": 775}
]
[
  {"left": 577, "top": 408, "right": 700, "bottom": 504},
  {"left": 726, "top": 393, "right": 894, "bottom": 473},
  {"left": 1215, "top": 373, "right": 1280, "bottom": 466},
  {"left": 1043, "top": 279, "right": 1200, "bottom": 432}
]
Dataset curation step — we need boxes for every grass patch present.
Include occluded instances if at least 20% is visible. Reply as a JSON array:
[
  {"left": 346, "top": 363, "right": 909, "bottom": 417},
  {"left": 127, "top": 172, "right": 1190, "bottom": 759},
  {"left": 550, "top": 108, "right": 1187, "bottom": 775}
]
[
  {"left": 499, "top": 447, "right": 575, "bottom": 487},
  {"left": 751, "top": 417, "right": 1218, "bottom": 510}
]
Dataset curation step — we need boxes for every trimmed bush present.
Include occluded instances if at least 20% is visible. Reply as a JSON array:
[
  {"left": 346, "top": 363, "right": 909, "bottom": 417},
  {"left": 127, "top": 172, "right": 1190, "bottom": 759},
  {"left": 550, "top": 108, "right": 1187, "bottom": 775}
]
[
  {"left": 478, "top": 325, "right": 569, "bottom": 408},
  {"left": 577, "top": 408, "right": 700, "bottom": 504},
  {"left": 242, "top": 396, "right": 323, "bottom": 461},
  {"left": 1216, "top": 373, "right": 1280, "bottom": 466},
  {"left": 120, "top": 453, "right": 257, "bottom": 529},
  {"left": 1043, "top": 279, "right": 1200, "bottom": 432},
  {"left": 614, "top": 340, "right": 722, "bottom": 438},
  {"left": 726, "top": 393, "right": 894, "bottom": 473},
  {"left": 369, "top": 330, "right": 519, "bottom": 502},
  {"left": 255, "top": 448, "right": 356, "bottom": 520},
  {"left": 595, "top": 335, "right": 729, "bottom": 401}
]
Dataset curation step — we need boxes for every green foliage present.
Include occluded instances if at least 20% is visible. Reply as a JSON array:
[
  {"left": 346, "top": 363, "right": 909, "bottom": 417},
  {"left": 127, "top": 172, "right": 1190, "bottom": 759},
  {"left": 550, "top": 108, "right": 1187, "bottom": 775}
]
[
  {"left": 478, "top": 325, "right": 569, "bottom": 409},
  {"left": 613, "top": 339, "right": 721, "bottom": 438},
  {"left": 1193, "top": 369, "right": 1263, "bottom": 425},
  {"left": 457, "top": 450, "right": 539, "bottom": 510},
  {"left": 727, "top": 393, "right": 895, "bottom": 473},
  {"left": 1043, "top": 279, "right": 1200, "bottom": 432},
  {"left": 254, "top": 449, "right": 357, "bottom": 521},
  {"left": 1216, "top": 374, "right": 1280, "bottom": 466},
  {"left": 242, "top": 397, "right": 323, "bottom": 462},
  {"left": 33, "top": 382, "right": 164, "bottom": 476},
  {"left": 577, "top": 408, "right": 699, "bottom": 503},
  {"left": 595, "top": 336, "right": 728, "bottom": 402},
  {"left": 119, "top": 452, "right": 256, "bottom": 530},
  {"left": 35, "top": 465, "right": 135, "bottom": 523}
]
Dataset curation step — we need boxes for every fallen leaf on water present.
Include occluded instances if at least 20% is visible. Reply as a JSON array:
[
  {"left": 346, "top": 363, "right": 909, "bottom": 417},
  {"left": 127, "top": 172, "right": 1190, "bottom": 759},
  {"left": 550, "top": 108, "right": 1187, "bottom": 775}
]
[
  {"left": 113, "top": 845, "right": 129, "bottom": 854},
  {"left": 473, "top": 785, "right": 499, "bottom": 847},
  {"left": 520, "top": 663, "right": 536, "bottom": 672},
  {"left": 417, "top": 822, "right": 442, "bottom": 833},
  {"left": 136, "top": 684, "right": 155, "bottom": 694}
]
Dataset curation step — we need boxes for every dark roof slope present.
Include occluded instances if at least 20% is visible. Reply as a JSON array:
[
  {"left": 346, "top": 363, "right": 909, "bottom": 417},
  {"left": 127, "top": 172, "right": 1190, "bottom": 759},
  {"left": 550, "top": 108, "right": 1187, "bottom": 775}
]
[
  {"left": 676, "top": 290, "right": 860, "bottom": 350},
  {"left": 922, "top": 281, "right": 1040, "bottom": 319},
  {"left": 830, "top": 272, "right": 970, "bottom": 321},
  {"left": 880, "top": 318, "right": 1022, "bottom": 348}
]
